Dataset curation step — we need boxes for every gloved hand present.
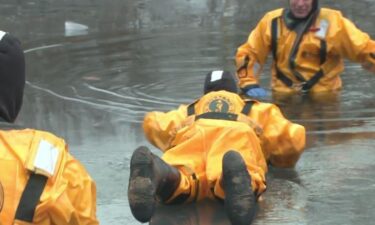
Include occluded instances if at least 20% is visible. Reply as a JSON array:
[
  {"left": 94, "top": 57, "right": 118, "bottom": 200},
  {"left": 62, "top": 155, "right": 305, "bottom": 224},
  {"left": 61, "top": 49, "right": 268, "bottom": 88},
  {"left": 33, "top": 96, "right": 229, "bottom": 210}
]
[{"left": 245, "top": 87, "right": 267, "bottom": 97}]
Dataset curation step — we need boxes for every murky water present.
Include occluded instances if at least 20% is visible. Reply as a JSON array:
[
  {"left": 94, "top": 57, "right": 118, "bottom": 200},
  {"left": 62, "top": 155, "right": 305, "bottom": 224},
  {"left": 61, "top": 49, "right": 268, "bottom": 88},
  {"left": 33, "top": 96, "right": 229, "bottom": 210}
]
[{"left": 1, "top": 0, "right": 375, "bottom": 224}]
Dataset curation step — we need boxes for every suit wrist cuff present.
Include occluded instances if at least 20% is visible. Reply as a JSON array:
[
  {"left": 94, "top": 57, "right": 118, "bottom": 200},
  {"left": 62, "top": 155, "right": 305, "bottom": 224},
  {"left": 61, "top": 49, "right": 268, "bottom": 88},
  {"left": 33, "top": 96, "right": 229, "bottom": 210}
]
[{"left": 242, "top": 84, "right": 260, "bottom": 92}]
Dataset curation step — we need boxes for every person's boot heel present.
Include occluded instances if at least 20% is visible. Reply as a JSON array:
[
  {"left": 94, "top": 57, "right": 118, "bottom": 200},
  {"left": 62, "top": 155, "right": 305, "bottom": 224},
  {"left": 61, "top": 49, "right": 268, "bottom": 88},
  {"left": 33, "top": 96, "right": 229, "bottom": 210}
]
[
  {"left": 222, "top": 150, "right": 256, "bottom": 225},
  {"left": 128, "top": 146, "right": 156, "bottom": 223}
]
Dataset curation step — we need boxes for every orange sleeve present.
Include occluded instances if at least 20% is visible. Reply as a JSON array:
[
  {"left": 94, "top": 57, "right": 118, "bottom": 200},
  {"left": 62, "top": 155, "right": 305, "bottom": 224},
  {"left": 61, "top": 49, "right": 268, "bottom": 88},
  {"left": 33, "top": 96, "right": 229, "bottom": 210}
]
[
  {"left": 33, "top": 146, "right": 98, "bottom": 225},
  {"left": 143, "top": 105, "right": 188, "bottom": 151},
  {"left": 255, "top": 103, "right": 306, "bottom": 168},
  {"left": 235, "top": 12, "right": 273, "bottom": 90},
  {"left": 54, "top": 153, "right": 98, "bottom": 225},
  {"left": 334, "top": 14, "right": 375, "bottom": 66}
]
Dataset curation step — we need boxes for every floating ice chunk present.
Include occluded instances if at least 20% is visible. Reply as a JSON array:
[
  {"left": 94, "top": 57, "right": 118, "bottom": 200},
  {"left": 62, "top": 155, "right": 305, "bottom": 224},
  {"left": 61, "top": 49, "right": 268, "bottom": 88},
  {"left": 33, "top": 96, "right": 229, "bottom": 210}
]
[
  {"left": 0, "top": 30, "right": 6, "bottom": 40},
  {"left": 64, "top": 21, "right": 89, "bottom": 37}
]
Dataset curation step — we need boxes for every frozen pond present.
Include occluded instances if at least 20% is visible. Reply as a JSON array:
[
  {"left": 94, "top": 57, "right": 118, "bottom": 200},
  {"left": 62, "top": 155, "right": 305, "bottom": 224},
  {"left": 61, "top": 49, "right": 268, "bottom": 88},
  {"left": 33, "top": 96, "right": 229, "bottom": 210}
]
[{"left": 1, "top": 0, "right": 374, "bottom": 224}]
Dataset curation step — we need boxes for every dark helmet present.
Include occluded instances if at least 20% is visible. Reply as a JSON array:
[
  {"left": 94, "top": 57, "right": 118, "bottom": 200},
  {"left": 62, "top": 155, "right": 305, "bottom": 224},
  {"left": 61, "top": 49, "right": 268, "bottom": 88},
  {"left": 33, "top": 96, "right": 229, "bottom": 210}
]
[
  {"left": 203, "top": 70, "right": 238, "bottom": 94},
  {"left": 0, "top": 32, "right": 25, "bottom": 122}
]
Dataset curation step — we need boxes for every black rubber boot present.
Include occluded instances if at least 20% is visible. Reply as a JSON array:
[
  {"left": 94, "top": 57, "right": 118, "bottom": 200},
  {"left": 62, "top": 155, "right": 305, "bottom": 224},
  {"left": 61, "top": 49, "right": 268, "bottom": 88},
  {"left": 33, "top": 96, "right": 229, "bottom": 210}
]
[
  {"left": 128, "top": 146, "right": 180, "bottom": 223},
  {"left": 222, "top": 150, "right": 256, "bottom": 225}
]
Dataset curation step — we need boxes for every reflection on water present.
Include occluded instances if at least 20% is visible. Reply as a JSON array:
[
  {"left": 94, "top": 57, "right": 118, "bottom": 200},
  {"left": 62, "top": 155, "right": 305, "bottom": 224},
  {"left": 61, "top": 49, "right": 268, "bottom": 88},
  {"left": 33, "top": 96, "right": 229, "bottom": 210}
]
[
  {"left": 1, "top": 0, "right": 375, "bottom": 224},
  {"left": 151, "top": 200, "right": 231, "bottom": 225},
  {"left": 273, "top": 92, "right": 375, "bottom": 148}
]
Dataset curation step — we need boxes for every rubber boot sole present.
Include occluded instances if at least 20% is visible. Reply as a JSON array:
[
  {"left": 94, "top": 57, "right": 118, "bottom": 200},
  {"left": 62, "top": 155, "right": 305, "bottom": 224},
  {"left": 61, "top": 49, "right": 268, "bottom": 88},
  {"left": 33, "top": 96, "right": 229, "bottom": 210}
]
[
  {"left": 222, "top": 150, "right": 256, "bottom": 225},
  {"left": 128, "top": 146, "right": 156, "bottom": 223}
]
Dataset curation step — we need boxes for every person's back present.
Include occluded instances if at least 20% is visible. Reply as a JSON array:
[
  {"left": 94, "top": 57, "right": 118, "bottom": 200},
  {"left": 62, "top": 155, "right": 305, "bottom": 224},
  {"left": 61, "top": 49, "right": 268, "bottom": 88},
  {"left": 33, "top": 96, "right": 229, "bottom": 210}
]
[
  {"left": 159, "top": 90, "right": 268, "bottom": 197},
  {"left": 0, "top": 31, "right": 98, "bottom": 225},
  {"left": 0, "top": 128, "right": 98, "bottom": 225},
  {"left": 145, "top": 87, "right": 305, "bottom": 170}
]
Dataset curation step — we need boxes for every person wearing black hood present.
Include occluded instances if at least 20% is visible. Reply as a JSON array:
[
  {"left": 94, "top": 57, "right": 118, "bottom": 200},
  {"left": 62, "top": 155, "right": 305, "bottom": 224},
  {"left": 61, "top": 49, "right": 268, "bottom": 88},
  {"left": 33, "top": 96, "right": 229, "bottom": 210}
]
[
  {"left": 236, "top": 0, "right": 375, "bottom": 97},
  {"left": 128, "top": 70, "right": 305, "bottom": 225},
  {"left": 0, "top": 31, "right": 98, "bottom": 224}
]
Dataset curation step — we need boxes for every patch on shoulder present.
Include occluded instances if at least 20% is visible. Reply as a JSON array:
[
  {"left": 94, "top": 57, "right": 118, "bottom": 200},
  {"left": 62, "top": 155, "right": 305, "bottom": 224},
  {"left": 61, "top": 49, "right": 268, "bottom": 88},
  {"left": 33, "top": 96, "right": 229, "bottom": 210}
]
[
  {"left": 315, "top": 19, "right": 329, "bottom": 39},
  {"left": 0, "top": 180, "right": 4, "bottom": 213},
  {"left": 204, "top": 95, "right": 234, "bottom": 113}
]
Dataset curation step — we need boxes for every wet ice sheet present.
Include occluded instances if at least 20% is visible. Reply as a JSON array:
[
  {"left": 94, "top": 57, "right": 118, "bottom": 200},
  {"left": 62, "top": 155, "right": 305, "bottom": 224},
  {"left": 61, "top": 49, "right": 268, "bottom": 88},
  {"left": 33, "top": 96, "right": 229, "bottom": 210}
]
[{"left": 1, "top": 0, "right": 374, "bottom": 224}]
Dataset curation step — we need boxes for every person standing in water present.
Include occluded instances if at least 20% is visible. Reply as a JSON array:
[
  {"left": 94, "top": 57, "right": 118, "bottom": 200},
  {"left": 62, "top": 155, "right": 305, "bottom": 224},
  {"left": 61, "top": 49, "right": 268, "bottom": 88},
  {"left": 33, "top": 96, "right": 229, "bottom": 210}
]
[{"left": 236, "top": 0, "right": 375, "bottom": 97}]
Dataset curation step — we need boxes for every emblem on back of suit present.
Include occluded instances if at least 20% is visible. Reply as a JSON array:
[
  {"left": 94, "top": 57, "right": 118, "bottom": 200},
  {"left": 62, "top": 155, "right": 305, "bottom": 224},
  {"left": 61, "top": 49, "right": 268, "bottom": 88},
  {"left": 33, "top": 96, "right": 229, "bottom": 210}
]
[{"left": 205, "top": 96, "right": 234, "bottom": 113}]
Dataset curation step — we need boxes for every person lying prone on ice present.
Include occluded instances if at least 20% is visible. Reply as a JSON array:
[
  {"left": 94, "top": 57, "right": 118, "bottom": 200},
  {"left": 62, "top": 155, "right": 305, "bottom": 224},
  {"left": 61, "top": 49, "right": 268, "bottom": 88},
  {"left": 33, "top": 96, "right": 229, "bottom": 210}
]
[{"left": 128, "top": 70, "right": 306, "bottom": 225}]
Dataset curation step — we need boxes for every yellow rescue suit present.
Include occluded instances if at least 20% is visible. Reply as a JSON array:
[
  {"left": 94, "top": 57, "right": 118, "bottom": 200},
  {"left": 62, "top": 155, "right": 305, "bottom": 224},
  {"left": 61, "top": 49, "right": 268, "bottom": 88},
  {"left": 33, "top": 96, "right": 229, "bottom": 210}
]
[
  {"left": 236, "top": 8, "right": 375, "bottom": 93},
  {"left": 0, "top": 128, "right": 98, "bottom": 225},
  {"left": 143, "top": 90, "right": 305, "bottom": 202}
]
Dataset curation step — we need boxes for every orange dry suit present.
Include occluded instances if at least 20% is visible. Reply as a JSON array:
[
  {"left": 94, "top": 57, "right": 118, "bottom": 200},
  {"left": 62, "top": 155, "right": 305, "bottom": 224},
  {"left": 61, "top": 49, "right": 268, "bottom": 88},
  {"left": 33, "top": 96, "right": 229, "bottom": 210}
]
[
  {"left": 143, "top": 90, "right": 305, "bottom": 203},
  {"left": 236, "top": 8, "right": 375, "bottom": 94},
  {"left": 0, "top": 123, "right": 98, "bottom": 225}
]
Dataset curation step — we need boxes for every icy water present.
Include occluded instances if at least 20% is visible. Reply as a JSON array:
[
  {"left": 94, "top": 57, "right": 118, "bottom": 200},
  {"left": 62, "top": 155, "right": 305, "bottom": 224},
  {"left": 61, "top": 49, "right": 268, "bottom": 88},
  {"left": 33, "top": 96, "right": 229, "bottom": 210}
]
[{"left": 1, "top": 0, "right": 375, "bottom": 224}]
